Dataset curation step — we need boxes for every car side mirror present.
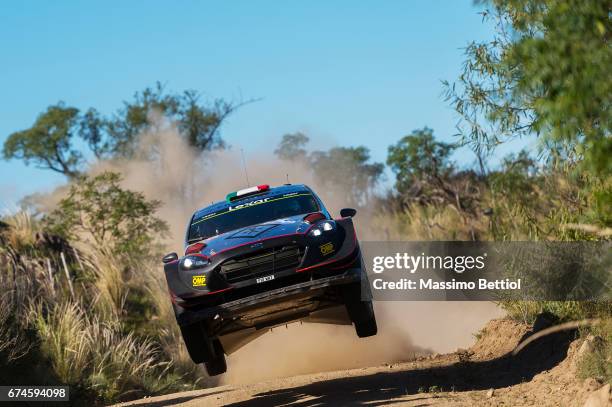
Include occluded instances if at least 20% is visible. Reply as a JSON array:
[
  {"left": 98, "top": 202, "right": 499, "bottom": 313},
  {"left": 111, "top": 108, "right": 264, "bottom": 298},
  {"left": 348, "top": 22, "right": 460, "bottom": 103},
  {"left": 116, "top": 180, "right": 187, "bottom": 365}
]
[
  {"left": 162, "top": 252, "right": 178, "bottom": 264},
  {"left": 340, "top": 208, "right": 357, "bottom": 218}
]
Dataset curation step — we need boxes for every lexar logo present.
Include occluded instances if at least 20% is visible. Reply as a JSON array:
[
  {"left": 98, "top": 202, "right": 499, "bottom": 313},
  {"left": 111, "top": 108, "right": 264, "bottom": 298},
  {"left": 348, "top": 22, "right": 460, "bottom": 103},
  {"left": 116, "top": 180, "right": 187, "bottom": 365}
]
[{"left": 228, "top": 198, "right": 270, "bottom": 211}]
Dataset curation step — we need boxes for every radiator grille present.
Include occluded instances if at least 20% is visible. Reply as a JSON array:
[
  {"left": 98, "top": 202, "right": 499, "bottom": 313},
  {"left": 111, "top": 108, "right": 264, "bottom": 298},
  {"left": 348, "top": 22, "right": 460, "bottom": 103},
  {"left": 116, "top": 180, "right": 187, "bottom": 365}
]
[{"left": 219, "top": 245, "right": 304, "bottom": 283}]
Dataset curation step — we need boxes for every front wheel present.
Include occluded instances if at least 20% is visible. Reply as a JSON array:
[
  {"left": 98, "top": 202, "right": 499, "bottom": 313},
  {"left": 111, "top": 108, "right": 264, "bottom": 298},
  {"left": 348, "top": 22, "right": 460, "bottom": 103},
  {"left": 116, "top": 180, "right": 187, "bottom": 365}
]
[
  {"left": 204, "top": 339, "right": 227, "bottom": 376},
  {"left": 353, "top": 301, "right": 377, "bottom": 337},
  {"left": 179, "top": 323, "right": 214, "bottom": 364},
  {"left": 342, "top": 281, "right": 378, "bottom": 338}
]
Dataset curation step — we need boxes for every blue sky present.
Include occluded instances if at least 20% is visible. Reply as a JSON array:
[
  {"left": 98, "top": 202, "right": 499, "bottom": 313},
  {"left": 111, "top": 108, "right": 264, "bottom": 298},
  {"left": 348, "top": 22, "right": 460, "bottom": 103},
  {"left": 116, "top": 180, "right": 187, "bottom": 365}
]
[{"left": 0, "top": 1, "right": 529, "bottom": 208}]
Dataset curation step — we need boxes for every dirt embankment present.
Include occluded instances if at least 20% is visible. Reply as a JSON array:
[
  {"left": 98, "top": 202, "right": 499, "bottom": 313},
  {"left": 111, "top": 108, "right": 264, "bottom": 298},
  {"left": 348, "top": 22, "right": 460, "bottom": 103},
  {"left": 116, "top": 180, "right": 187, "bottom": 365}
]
[{"left": 116, "top": 317, "right": 610, "bottom": 406}]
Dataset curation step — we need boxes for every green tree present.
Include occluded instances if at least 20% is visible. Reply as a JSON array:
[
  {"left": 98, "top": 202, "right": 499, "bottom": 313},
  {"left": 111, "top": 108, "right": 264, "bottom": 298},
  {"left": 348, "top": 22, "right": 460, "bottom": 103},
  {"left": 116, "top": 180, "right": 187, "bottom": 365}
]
[
  {"left": 79, "top": 108, "right": 107, "bottom": 159},
  {"left": 107, "top": 83, "right": 247, "bottom": 157},
  {"left": 45, "top": 171, "right": 168, "bottom": 258},
  {"left": 3, "top": 104, "right": 84, "bottom": 178},
  {"left": 3, "top": 84, "right": 244, "bottom": 173},
  {"left": 444, "top": 0, "right": 611, "bottom": 176},
  {"left": 386, "top": 127, "right": 455, "bottom": 194},
  {"left": 310, "top": 146, "right": 384, "bottom": 207},
  {"left": 274, "top": 132, "right": 310, "bottom": 161},
  {"left": 105, "top": 84, "right": 180, "bottom": 158},
  {"left": 178, "top": 90, "right": 241, "bottom": 151},
  {"left": 489, "top": 150, "right": 539, "bottom": 210}
]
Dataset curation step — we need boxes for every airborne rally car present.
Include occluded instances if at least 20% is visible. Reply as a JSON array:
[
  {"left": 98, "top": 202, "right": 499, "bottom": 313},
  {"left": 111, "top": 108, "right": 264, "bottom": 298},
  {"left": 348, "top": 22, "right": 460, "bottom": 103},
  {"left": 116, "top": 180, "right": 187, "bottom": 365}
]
[{"left": 162, "top": 184, "right": 377, "bottom": 376}]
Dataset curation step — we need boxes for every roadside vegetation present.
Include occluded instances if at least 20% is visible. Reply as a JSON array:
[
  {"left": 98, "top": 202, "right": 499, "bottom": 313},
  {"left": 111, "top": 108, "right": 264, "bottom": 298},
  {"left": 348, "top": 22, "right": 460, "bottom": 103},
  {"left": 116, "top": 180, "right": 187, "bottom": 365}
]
[
  {"left": 0, "top": 0, "right": 609, "bottom": 402},
  {"left": 0, "top": 179, "right": 205, "bottom": 403}
]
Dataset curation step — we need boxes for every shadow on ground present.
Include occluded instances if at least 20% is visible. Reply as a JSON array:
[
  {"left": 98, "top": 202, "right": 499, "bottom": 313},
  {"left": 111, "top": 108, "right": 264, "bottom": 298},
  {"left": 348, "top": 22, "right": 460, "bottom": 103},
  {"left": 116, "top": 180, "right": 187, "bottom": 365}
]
[
  {"left": 222, "top": 322, "right": 576, "bottom": 407},
  {"left": 133, "top": 389, "right": 229, "bottom": 407}
]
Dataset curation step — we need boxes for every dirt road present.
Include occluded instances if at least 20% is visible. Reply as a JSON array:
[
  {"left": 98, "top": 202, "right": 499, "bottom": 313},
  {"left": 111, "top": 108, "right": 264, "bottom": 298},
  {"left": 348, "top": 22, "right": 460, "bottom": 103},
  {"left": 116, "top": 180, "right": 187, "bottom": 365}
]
[{"left": 117, "top": 318, "right": 609, "bottom": 406}]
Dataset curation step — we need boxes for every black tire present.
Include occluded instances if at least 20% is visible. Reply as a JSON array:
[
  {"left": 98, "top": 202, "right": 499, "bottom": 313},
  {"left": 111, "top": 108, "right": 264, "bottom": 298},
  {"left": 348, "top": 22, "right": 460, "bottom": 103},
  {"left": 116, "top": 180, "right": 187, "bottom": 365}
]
[
  {"left": 354, "top": 305, "right": 378, "bottom": 337},
  {"left": 204, "top": 339, "right": 227, "bottom": 376},
  {"left": 179, "top": 323, "right": 214, "bottom": 364},
  {"left": 342, "top": 281, "right": 378, "bottom": 338}
]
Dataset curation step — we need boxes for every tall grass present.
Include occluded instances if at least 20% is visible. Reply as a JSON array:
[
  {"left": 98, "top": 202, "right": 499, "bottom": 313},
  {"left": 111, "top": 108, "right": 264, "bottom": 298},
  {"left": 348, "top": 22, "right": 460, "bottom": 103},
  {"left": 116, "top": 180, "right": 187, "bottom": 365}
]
[
  {"left": 0, "top": 211, "right": 199, "bottom": 403},
  {"left": 31, "top": 301, "right": 178, "bottom": 402},
  {"left": 0, "top": 214, "right": 49, "bottom": 362},
  {"left": 577, "top": 319, "right": 612, "bottom": 384},
  {"left": 2, "top": 211, "right": 38, "bottom": 251},
  {"left": 0, "top": 291, "right": 32, "bottom": 362},
  {"left": 80, "top": 245, "right": 129, "bottom": 320},
  {"left": 370, "top": 205, "right": 484, "bottom": 241},
  {"left": 30, "top": 302, "right": 91, "bottom": 385},
  {"left": 371, "top": 168, "right": 611, "bottom": 380}
]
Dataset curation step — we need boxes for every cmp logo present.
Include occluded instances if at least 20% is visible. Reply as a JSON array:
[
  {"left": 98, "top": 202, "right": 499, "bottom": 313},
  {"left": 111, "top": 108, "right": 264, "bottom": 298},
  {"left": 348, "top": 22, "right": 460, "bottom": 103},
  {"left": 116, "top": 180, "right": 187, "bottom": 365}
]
[
  {"left": 319, "top": 242, "right": 335, "bottom": 256},
  {"left": 192, "top": 275, "right": 207, "bottom": 287}
]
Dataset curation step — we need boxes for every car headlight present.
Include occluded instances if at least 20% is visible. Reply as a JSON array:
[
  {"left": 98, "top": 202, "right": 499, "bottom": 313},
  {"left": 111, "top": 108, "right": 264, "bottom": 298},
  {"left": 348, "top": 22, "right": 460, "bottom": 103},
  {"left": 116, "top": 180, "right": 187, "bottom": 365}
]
[
  {"left": 309, "top": 221, "right": 335, "bottom": 237},
  {"left": 181, "top": 255, "right": 210, "bottom": 270},
  {"left": 310, "top": 228, "right": 322, "bottom": 237}
]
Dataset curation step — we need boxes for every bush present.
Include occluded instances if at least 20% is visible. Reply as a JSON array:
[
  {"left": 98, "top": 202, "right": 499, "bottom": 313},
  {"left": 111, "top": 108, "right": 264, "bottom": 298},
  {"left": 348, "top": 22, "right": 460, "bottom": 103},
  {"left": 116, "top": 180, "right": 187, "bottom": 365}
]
[
  {"left": 45, "top": 171, "right": 168, "bottom": 259},
  {"left": 0, "top": 190, "right": 198, "bottom": 403},
  {"left": 577, "top": 319, "right": 612, "bottom": 384}
]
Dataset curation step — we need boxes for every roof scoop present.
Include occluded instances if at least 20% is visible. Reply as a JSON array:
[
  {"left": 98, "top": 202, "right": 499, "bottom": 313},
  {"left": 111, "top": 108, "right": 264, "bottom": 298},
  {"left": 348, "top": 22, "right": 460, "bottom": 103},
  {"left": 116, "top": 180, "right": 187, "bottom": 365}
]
[
  {"left": 185, "top": 242, "right": 206, "bottom": 255},
  {"left": 303, "top": 212, "right": 326, "bottom": 224}
]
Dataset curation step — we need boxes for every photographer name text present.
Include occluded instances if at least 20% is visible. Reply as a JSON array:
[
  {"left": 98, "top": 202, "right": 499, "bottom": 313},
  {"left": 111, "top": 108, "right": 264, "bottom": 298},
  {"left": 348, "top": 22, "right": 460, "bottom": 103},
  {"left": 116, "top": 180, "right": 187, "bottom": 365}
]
[{"left": 372, "top": 278, "right": 521, "bottom": 291}]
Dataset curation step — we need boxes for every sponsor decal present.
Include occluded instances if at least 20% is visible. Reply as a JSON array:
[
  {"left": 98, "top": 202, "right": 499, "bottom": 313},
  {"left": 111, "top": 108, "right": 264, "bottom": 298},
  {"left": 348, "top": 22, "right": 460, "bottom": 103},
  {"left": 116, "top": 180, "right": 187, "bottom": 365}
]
[
  {"left": 256, "top": 275, "right": 275, "bottom": 284},
  {"left": 192, "top": 193, "right": 314, "bottom": 225},
  {"left": 320, "top": 242, "right": 335, "bottom": 256},
  {"left": 192, "top": 275, "right": 207, "bottom": 287},
  {"left": 229, "top": 198, "right": 270, "bottom": 211}
]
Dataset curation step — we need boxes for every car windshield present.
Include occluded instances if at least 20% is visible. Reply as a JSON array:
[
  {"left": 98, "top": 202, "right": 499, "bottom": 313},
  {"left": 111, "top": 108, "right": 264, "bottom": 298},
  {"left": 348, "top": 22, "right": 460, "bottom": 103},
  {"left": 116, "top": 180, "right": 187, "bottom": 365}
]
[{"left": 188, "top": 193, "right": 319, "bottom": 242}]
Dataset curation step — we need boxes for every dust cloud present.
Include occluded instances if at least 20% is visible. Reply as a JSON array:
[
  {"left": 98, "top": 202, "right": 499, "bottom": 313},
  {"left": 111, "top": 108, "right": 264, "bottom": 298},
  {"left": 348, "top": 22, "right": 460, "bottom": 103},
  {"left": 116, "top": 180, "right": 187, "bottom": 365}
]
[{"left": 88, "top": 120, "right": 503, "bottom": 384}]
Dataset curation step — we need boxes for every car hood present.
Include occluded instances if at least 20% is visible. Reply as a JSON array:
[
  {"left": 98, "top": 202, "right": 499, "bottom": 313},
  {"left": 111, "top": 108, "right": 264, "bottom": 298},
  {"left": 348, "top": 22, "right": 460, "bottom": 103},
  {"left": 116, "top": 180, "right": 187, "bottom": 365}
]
[{"left": 193, "top": 214, "right": 313, "bottom": 257}]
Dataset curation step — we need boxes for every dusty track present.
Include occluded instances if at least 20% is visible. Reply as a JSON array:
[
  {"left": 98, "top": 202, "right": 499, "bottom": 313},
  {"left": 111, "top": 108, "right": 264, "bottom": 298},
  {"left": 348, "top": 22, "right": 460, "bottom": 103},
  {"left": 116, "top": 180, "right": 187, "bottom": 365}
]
[{"left": 117, "top": 318, "right": 608, "bottom": 406}]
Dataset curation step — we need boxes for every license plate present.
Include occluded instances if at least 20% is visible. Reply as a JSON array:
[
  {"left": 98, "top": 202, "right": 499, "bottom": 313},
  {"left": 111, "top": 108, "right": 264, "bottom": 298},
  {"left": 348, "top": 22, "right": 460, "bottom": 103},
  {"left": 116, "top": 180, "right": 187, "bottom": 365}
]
[{"left": 256, "top": 275, "right": 275, "bottom": 284}]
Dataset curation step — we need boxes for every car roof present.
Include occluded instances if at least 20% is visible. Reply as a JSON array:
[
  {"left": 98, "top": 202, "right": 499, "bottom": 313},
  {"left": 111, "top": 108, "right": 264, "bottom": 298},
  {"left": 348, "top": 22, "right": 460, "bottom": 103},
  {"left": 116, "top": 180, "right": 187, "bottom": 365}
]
[{"left": 192, "top": 184, "right": 313, "bottom": 220}]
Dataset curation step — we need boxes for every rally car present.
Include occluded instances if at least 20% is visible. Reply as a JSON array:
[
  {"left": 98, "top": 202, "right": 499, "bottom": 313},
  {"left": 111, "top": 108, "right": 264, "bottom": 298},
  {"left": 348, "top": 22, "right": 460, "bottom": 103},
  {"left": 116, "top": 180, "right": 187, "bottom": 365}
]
[{"left": 162, "top": 183, "right": 377, "bottom": 376}]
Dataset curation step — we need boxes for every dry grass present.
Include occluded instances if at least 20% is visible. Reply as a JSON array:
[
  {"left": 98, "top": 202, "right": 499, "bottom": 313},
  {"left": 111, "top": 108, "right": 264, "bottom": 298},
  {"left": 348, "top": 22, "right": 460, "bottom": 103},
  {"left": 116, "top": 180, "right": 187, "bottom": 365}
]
[
  {"left": 31, "top": 300, "right": 176, "bottom": 401},
  {"left": 79, "top": 244, "right": 130, "bottom": 319},
  {"left": 370, "top": 205, "right": 484, "bottom": 241},
  {"left": 30, "top": 301, "right": 91, "bottom": 384},
  {"left": 0, "top": 234, "right": 49, "bottom": 362},
  {"left": 0, "top": 213, "right": 196, "bottom": 403},
  {"left": 577, "top": 319, "right": 612, "bottom": 384},
  {"left": 2, "top": 211, "right": 38, "bottom": 251},
  {"left": 0, "top": 291, "right": 33, "bottom": 361}
]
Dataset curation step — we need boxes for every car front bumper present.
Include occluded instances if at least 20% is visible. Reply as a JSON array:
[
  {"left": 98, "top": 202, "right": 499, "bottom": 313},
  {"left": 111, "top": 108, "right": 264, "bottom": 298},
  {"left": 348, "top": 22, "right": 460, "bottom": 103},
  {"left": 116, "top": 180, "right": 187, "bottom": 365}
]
[{"left": 175, "top": 266, "right": 363, "bottom": 328}]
